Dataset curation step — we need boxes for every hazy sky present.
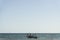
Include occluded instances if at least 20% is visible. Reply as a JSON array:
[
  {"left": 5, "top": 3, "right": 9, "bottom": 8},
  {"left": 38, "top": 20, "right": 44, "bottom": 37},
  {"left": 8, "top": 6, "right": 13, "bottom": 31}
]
[{"left": 0, "top": 0, "right": 60, "bottom": 33}]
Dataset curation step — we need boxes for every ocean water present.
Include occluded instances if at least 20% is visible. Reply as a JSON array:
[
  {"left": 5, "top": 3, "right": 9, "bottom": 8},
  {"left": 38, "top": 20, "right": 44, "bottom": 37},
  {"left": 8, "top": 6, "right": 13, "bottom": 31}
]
[{"left": 0, "top": 33, "right": 60, "bottom": 40}]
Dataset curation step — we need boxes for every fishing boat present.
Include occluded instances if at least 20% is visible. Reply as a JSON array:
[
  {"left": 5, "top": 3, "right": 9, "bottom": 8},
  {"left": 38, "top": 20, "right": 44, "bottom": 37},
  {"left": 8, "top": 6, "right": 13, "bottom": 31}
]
[{"left": 26, "top": 33, "right": 38, "bottom": 39}]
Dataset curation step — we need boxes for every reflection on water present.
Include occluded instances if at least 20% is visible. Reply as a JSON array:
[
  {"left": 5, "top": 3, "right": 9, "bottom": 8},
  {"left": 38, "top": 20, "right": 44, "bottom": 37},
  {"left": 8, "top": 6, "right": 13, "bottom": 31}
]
[{"left": 0, "top": 33, "right": 60, "bottom": 40}]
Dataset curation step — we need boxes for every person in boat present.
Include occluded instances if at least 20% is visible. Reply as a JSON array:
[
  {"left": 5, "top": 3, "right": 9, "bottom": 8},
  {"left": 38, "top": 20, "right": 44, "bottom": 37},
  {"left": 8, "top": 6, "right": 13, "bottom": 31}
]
[{"left": 27, "top": 33, "right": 37, "bottom": 39}]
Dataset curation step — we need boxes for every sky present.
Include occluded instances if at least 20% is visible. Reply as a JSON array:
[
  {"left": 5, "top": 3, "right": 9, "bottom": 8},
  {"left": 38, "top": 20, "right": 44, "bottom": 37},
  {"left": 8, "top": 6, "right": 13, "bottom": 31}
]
[{"left": 0, "top": 0, "right": 60, "bottom": 33}]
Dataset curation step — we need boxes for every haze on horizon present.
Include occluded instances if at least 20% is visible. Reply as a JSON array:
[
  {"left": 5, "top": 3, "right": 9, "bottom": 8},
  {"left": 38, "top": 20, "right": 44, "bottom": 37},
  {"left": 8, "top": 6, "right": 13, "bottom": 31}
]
[{"left": 0, "top": 0, "right": 60, "bottom": 33}]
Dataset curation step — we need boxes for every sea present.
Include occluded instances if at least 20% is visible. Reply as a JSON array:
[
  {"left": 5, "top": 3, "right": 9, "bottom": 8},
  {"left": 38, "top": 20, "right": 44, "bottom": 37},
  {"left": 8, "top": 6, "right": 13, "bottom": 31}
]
[{"left": 0, "top": 33, "right": 60, "bottom": 40}]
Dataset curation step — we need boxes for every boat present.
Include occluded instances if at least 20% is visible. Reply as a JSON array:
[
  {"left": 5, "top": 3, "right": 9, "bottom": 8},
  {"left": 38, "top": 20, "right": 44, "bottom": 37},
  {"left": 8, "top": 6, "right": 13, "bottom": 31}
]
[{"left": 26, "top": 33, "right": 38, "bottom": 39}]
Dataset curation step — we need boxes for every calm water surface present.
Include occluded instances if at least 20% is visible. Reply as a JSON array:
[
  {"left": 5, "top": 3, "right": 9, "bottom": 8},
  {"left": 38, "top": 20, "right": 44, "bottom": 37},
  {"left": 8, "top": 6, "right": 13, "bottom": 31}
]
[{"left": 0, "top": 33, "right": 60, "bottom": 40}]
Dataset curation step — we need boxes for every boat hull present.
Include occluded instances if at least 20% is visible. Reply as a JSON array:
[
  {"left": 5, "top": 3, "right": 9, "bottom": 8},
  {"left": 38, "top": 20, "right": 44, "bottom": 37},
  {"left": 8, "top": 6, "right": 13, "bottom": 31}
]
[{"left": 27, "top": 36, "right": 37, "bottom": 39}]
